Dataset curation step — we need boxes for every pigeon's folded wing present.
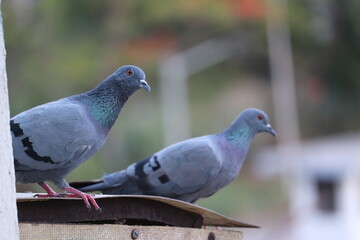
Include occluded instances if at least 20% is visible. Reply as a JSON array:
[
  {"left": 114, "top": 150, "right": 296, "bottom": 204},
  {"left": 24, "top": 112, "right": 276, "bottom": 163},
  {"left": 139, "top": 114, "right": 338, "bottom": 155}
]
[
  {"left": 12, "top": 99, "right": 97, "bottom": 171},
  {"left": 129, "top": 137, "right": 223, "bottom": 196}
]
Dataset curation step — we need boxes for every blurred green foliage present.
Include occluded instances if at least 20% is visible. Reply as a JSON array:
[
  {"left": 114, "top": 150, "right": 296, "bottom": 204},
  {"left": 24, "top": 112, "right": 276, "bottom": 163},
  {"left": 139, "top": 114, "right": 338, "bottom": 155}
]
[
  {"left": 4, "top": 0, "right": 360, "bottom": 218},
  {"left": 288, "top": 0, "right": 360, "bottom": 135}
]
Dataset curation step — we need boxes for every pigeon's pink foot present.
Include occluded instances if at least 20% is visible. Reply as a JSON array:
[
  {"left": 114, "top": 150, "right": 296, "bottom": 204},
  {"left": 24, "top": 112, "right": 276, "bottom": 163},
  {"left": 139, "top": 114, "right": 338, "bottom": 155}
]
[
  {"left": 63, "top": 187, "right": 101, "bottom": 211},
  {"left": 35, "top": 182, "right": 64, "bottom": 197},
  {"left": 35, "top": 182, "right": 101, "bottom": 211}
]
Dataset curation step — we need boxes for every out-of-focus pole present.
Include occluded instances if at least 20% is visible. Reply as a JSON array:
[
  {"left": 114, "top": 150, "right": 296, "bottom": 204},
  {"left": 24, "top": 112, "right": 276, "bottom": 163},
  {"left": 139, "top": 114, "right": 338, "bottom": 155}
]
[
  {"left": 266, "top": 0, "right": 300, "bottom": 143},
  {"left": 159, "top": 37, "right": 235, "bottom": 146},
  {"left": 265, "top": 0, "right": 303, "bottom": 216}
]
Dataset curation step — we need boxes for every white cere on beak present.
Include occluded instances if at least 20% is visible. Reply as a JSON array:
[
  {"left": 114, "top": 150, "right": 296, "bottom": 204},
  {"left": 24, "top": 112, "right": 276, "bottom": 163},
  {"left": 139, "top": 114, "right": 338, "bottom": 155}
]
[
  {"left": 139, "top": 79, "right": 151, "bottom": 92},
  {"left": 140, "top": 79, "right": 148, "bottom": 85}
]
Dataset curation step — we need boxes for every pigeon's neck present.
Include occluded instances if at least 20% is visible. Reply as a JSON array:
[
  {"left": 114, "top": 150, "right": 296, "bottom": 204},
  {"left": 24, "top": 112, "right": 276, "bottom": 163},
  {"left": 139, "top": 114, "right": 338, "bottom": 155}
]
[
  {"left": 74, "top": 77, "right": 133, "bottom": 132},
  {"left": 221, "top": 124, "right": 255, "bottom": 151}
]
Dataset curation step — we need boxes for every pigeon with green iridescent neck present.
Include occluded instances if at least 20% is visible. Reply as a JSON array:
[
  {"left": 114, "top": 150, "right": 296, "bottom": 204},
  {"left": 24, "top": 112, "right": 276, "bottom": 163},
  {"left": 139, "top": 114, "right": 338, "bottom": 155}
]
[
  {"left": 11, "top": 65, "right": 150, "bottom": 210},
  {"left": 71, "top": 108, "right": 276, "bottom": 203}
]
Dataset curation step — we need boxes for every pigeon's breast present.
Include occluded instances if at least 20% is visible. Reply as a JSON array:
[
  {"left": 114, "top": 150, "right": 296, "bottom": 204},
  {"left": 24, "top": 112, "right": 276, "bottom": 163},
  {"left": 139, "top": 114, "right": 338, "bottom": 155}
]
[{"left": 207, "top": 136, "right": 245, "bottom": 189}]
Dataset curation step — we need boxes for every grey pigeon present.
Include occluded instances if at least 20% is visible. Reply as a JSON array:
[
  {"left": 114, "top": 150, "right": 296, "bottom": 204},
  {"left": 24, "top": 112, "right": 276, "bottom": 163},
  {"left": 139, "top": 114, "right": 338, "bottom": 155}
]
[
  {"left": 70, "top": 108, "right": 276, "bottom": 203},
  {"left": 11, "top": 65, "right": 150, "bottom": 210}
]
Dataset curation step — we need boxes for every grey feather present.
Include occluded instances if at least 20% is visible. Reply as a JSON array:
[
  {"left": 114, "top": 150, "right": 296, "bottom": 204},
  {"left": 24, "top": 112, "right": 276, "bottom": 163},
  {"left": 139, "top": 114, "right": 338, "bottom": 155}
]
[
  {"left": 12, "top": 65, "right": 150, "bottom": 190},
  {"left": 72, "top": 108, "right": 276, "bottom": 203}
]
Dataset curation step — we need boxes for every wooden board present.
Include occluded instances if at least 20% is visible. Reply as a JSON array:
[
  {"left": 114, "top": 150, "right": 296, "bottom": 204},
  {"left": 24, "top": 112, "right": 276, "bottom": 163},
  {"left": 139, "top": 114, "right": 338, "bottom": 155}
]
[
  {"left": 17, "top": 193, "right": 258, "bottom": 228},
  {"left": 20, "top": 224, "right": 243, "bottom": 240}
]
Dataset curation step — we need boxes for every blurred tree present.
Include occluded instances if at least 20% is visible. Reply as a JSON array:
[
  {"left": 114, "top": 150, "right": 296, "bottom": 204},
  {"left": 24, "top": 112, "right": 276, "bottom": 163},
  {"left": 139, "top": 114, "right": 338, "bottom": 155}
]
[{"left": 288, "top": 0, "right": 360, "bottom": 136}]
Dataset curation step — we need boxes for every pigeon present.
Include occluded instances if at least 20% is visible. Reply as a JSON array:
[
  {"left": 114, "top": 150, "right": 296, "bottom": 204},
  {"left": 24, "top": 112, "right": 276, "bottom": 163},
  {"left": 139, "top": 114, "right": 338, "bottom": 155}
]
[
  {"left": 70, "top": 108, "right": 276, "bottom": 203},
  {"left": 11, "top": 65, "right": 150, "bottom": 210}
]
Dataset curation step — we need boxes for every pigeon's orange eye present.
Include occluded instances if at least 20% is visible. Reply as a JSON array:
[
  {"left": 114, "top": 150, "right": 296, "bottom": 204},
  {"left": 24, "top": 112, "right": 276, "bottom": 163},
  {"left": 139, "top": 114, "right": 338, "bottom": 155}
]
[
  {"left": 257, "top": 115, "right": 263, "bottom": 120},
  {"left": 126, "top": 70, "right": 133, "bottom": 76}
]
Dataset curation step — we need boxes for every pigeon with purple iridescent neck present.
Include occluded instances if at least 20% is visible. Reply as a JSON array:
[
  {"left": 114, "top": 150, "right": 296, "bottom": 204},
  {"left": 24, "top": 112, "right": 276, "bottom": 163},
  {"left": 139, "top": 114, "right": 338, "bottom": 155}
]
[
  {"left": 71, "top": 108, "right": 276, "bottom": 203},
  {"left": 11, "top": 65, "right": 150, "bottom": 210}
]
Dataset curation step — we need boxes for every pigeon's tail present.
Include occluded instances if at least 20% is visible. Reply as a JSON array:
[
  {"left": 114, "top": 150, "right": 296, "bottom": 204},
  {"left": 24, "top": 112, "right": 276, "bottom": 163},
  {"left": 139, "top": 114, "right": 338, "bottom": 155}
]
[
  {"left": 72, "top": 180, "right": 108, "bottom": 192},
  {"left": 70, "top": 170, "right": 129, "bottom": 192},
  {"left": 69, "top": 179, "right": 104, "bottom": 191}
]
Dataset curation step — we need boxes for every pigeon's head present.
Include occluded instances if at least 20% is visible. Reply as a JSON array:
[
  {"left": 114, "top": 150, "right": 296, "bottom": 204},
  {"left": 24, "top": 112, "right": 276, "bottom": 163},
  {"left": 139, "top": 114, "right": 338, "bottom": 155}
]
[
  {"left": 113, "top": 65, "right": 151, "bottom": 92},
  {"left": 237, "top": 108, "right": 277, "bottom": 137}
]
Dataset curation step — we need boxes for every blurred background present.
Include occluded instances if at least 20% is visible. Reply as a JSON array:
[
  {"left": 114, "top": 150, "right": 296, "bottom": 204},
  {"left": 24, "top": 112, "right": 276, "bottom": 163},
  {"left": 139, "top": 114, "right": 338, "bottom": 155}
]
[{"left": 4, "top": 0, "right": 360, "bottom": 239}]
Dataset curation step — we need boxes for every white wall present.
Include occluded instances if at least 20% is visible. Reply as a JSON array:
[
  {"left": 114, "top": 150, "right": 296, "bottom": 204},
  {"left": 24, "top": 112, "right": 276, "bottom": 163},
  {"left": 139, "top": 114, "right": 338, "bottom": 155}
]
[{"left": 0, "top": 3, "right": 19, "bottom": 239}]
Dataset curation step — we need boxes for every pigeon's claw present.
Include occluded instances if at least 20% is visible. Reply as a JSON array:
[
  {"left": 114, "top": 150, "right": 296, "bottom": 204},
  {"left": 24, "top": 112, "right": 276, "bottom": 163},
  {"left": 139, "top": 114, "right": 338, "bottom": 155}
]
[
  {"left": 35, "top": 182, "right": 66, "bottom": 197},
  {"left": 64, "top": 187, "right": 101, "bottom": 211},
  {"left": 36, "top": 182, "right": 101, "bottom": 210}
]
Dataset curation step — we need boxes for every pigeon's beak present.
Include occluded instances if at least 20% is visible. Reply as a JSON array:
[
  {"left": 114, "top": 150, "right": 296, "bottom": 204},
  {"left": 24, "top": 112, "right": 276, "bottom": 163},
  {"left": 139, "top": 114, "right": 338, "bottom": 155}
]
[
  {"left": 140, "top": 79, "right": 151, "bottom": 92},
  {"left": 265, "top": 123, "right": 277, "bottom": 137}
]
